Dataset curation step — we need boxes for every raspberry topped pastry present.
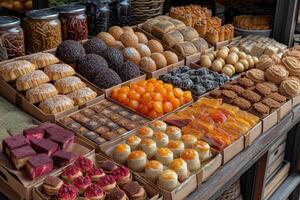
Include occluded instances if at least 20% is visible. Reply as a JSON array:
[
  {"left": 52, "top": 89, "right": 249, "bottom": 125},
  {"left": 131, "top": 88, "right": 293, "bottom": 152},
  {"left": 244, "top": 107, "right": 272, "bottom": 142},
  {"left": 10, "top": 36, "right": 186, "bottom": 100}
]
[
  {"left": 86, "top": 168, "right": 105, "bottom": 181},
  {"left": 57, "top": 184, "right": 78, "bottom": 200},
  {"left": 112, "top": 166, "right": 132, "bottom": 185},
  {"left": 84, "top": 184, "right": 105, "bottom": 200},
  {"left": 73, "top": 176, "right": 92, "bottom": 193},
  {"left": 61, "top": 165, "right": 83, "bottom": 183},
  {"left": 96, "top": 175, "right": 116, "bottom": 192},
  {"left": 74, "top": 156, "right": 94, "bottom": 173}
]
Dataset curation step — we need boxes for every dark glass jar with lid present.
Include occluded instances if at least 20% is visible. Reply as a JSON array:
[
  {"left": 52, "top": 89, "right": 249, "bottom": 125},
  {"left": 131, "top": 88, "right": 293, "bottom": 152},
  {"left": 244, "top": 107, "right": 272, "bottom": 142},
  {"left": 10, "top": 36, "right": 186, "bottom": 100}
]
[
  {"left": 116, "top": 0, "right": 131, "bottom": 26},
  {"left": 25, "top": 9, "right": 62, "bottom": 53},
  {"left": 0, "top": 16, "right": 25, "bottom": 59},
  {"left": 58, "top": 4, "right": 89, "bottom": 41}
]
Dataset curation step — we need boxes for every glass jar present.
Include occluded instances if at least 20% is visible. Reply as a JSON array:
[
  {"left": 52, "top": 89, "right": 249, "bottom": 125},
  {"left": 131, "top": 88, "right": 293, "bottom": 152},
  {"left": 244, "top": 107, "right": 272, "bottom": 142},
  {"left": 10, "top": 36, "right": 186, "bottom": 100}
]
[
  {"left": 58, "top": 4, "right": 88, "bottom": 41},
  {"left": 25, "top": 9, "right": 62, "bottom": 53},
  {"left": 116, "top": 0, "right": 131, "bottom": 26},
  {"left": 0, "top": 16, "right": 25, "bottom": 59}
]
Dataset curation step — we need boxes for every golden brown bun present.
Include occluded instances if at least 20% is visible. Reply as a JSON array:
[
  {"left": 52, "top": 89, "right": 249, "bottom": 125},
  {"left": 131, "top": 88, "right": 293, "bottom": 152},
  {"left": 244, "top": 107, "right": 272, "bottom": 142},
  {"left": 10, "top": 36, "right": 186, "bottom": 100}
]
[
  {"left": 191, "top": 38, "right": 209, "bottom": 53},
  {"left": 139, "top": 57, "right": 156, "bottom": 72},
  {"left": 150, "top": 53, "right": 167, "bottom": 69},
  {"left": 135, "top": 32, "right": 148, "bottom": 44},
  {"left": 163, "top": 51, "right": 179, "bottom": 65},
  {"left": 67, "top": 87, "right": 97, "bottom": 105},
  {"left": 178, "top": 26, "right": 199, "bottom": 42},
  {"left": 174, "top": 42, "right": 197, "bottom": 57},
  {"left": 27, "top": 53, "right": 59, "bottom": 69},
  {"left": 54, "top": 76, "right": 86, "bottom": 94},
  {"left": 108, "top": 26, "right": 124, "bottom": 40},
  {"left": 112, "top": 41, "right": 125, "bottom": 50},
  {"left": 16, "top": 70, "right": 50, "bottom": 91},
  {"left": 162, "top": 30, "right": 184, "bottom": 48},
  {"left": 97, "top": 32, "right": 116, "bottom": 46},
  {"left": 137, "top": 44, "right": 151, "bottom": 57},
  {"left": 123, "top": 47, "right": 141, "bottom": 65},
  {"left": 142, "top": 19, "right": 160, "bottom": 33},
  {"left": 151, "top": 21, "right": 176, "bottom": 39},
  {"left": 0, "top": 60, "right": 36, "bottom": 81},
  {"left": 39, "top": 95, "right": 74, "bottom": 114},
  {"left": 120, "top": 32, "right": 139, "bottom": 48},
  {"left": 122, "top": 26, "right": 134, "bottom": 33},
  {"left": 147, "top": 39, "right": 164, "bottom": 53},
  {"left": 44, "top": 64, "right": 75, "bottom": 81},
  {"left": 26, "top": 83, "right": 58, "bottom": 104}
]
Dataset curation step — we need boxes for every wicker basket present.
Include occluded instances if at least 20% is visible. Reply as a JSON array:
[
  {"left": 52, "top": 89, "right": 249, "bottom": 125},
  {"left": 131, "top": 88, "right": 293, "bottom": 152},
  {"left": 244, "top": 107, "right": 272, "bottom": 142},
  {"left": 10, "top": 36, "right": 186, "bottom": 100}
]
[
  {"left": 131, "top": 0, "right": 165, "bottom": 25},
  {"left": 217, "top": 180, "right": 243, "bottom": 200}
]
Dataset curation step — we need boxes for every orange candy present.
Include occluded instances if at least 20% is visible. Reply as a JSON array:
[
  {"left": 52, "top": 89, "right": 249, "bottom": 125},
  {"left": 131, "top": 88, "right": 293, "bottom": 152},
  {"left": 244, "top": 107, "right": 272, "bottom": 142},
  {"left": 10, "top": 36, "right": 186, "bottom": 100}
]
[
  {"left": 128, "top": 91, "right": 141, "bottom": 101},
  {"left": 163, "top": 102, "right": 173, "bottom": 113},
  {"left": 183, "top": 91, "right": 193, "bottom": 102},
  {"left": 118, "top": 93, "right": 129, "bottom": 104},
  {"left": 151, "top": 92, "right": 163, "bottom": 102},
  {"left": 173, "top": 88, "right": 183, "bottom": 98},
  {"left": 135, "top": 86, "right": 146, "bottom": 95},
  {"left": 153, "top": 101, "right": 163, "bottom": 113},
  {"left": 128, "top": 100, "right": 139, "bottom": 110},
  {"left": 170, "top": 97, "right": 181, "bottom": 109},
  {"left": 119, "top": 86, "right": 130, "bottom": 94}
]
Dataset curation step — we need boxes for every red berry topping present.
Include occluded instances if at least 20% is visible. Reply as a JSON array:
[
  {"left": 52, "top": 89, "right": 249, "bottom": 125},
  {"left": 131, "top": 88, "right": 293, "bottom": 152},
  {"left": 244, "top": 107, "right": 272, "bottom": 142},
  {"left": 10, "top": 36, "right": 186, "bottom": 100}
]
[
  {"left": 58, "top": 184, "right": 78, "bottom": 199},
  {"left": 74, "top": 156, "right": 93, "bottom": 172},
  {"left": 112, "top": 166, "right": 130, "bottom": 182},
  {"left": 96, "top": 175, "right": 116, "bottom": 187},
  {"left": 73, "top": 176, "right": 91, "bottom": 189},
  {"left": 86, "top": 168, "right": 104, "bottom": 177},
  {"left": 84, "top": 184, "right": 103, "bottom": 198},
  {"left": 61, "top": 165, "right": 81, "bottom": 178}
]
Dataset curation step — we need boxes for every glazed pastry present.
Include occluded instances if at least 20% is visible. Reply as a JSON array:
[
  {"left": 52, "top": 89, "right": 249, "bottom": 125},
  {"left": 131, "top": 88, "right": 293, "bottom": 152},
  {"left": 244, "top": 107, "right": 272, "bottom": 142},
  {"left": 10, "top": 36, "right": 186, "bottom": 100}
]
[
  {"left": 174, "top": 42, "right": 198, "bottom": 56},
  {"left": 150, "top": 120, "right": 167, "bottom": 132},
  {"left": 168, "top": 140, "right": 185, "bottom": 158},
  {"left": 194, "top": 19, "right": 207, "bottom": 36},
  {"left": 73, "top": 176, "right": 92, "bottom": 193},
  {"left": 158, "top": 170, "right": 179, "bottom": 191},
  {"left": 137, "top": 126, "right": 154, "bottom": 138},
  {"left": 67, "top": 87, "right": 97, "bottom": 105},
  {"left": 255, "top": 57, "right": 273, "bottom": 71},
  {"left": 39, "top": 95, "right": 74, "bottom": 114},
  {"left": 126, "top": 135, "right": 142, "bottom": 151},
  {"left": 96, "top": 175, "right": 117, "bottom": 192},
  {"left": 54, "top": 76, "right": 86, "bottom": 94},
  {"left": 206, "top": 28, "right": 219, "bottom": 43},
  {"left": 145, "top": 160, "right": 164, "bottom": 182},
  {"left": 279, "top": 79, "right": 300, "bottom": 97},
  {"left": 16, "top": 70, "right": 50, "bottom": 91},
  {"left": 166, "top": 126, "right": 182, "bottom": 140},
  {"left": 192, "top": 140, "right": 212, "bottom": 161},
  {"left": 44, "top": 64, "right": 75, "bottom": 81},
  {"left": 265, "top": 65, "right": 289, "bottom": 84},
  {"left": 155, "top": 147, "right": 173, "bottom": 166},
  {"left": 127, "top": 150, "right": 147, "bottom": 172},
  {"left": 26, "top": 83, "right": 58, "bottom": 104},
  {"left": 43, "top": 176, "right": 63, "bottom": 196},
  {"left": 57, "top": 184, "right": 78, "bottom": 200},
  {"left": 0, "top": 60, "right": 36, "bottom": 81},
  {"left": 61, "top": 165, "right": 83, "bottom": 183},
  {"left": 122, "top": 181, "right": 146, "bottom": 200},
  {"left": 113, "top": 144, "right": 131, "bottom": 164},
  {"left": 246, "top": 69, "right": 265, "bottom": 83},
  {"left": 106, "top": 187, "right": 128, "bottom": 200},
  {"left": 282, "top": 56, "right": 300, "bottom": 76},
  {"left": 181, "top": 134, "right": 197, "bottom": 148},
  {"left": 112, "top": 166, "right": 132, "bottom": 185},
  {"left": 86, "top": 168, "right": 105, "bottom": 181},
  {"left": 153, "top": 131, "right": 169, "bottom": 147},
  {"left": 181, "top": 149, "right": 201, "bottom": 172},
  {"left": 27, "top": 53, "right": 59, "bottom": 69},
  {"left": 169, "top": 158, "right": 189, "bottom": 181},
  {"left": 75, "top": 156, "right": 94, "bottom": 173},
  {"left": 84, "top": 184, "right": 105, "bottom": 200},
  {"left": 141, "top": 138, "right": 157, "bottom": 159}
]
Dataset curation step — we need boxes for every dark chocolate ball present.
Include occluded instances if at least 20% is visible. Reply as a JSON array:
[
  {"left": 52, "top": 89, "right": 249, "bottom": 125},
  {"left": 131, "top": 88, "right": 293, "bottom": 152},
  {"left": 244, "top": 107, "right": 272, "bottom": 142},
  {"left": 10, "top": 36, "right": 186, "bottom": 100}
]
[
  {"left": 56, "top": 40, "right": 85, "bottom": 64},
  {"left": 116, "top": 61, "right": 140, "bottom": 82},
  {"left": 101, "top": 47, "right": 124, "bottom": 71},
  {"left": 83, "top": 38, "right": 107, "bottom": 55},
  {"left": 93, "top": 68, "right": 122, "bottom": 89}
]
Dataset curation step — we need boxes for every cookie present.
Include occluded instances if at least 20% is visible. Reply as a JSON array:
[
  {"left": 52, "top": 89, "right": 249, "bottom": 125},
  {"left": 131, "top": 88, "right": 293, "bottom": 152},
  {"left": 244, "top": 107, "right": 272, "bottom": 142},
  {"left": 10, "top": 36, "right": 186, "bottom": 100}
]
[
  {"left": 222, "top": 84, "right": 245, "bottom": 95},
  {"left": 251, "top": 102, "right": 270, "bottom": 118},
  {"left": 268, "top": 93, "right": 287, "bottom": 103},
  {"left": 232, "top": 97, "right": 252, "bottom": 110},
  {"left": 241, "top": 90, "right": 262, "bottom": 103},
  {"left": 255, "top": 83, "right": 271, "bottom": 97},
  {"left": 261, "top": 82, "right": 278, "bottom": 92},
  {"left": 210, "top": 89, "right": 222, "bottom": 98},
  {"left": 262, "top": 98, "right": 281, "bottom": 110},
  {"left": 238, "top": 77, "right": 255, "bottom": 88}
]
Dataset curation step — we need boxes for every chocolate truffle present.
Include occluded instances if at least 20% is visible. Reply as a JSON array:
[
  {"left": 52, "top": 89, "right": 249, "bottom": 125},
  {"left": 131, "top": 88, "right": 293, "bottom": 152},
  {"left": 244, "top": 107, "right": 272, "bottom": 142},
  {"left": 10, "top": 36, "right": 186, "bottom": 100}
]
[
  {"left": 93, "top": 68, "right": 122, "bottom": 89},
  {"left": 83, "top": 38, "right": 107, "bottom": 55},
  {"left": 116, "top": 61, "right": 140, "bottom": 82},
  {"left": 101, "top": 47, "right": 124, "bottom": 71},
  {"left": 56, "top": 40, "right": 85, "bottom": 64}
]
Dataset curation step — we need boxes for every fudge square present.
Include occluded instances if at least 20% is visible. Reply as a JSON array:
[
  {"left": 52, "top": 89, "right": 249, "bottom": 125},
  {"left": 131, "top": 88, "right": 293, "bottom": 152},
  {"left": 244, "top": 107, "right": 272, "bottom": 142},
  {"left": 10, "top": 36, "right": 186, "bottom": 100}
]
[
  {"left": 26, "top": 153, "right": 53, "bottom": 179},
  {"left": 49, "top": 130, "right": 75, "bottom": 149},
  {"left": 23, "top": 127, "right": 45, "bottom": 141},
  {"left": 31, "top": 139, "right": 59, "bottom": 156},
  {"left": 2, "top": 135, "right": 30, "bottom": 158},
  {"left": 52, "top": 150, "right": 76, "bottom": 167},
  {"left": 11, "top": 146, "right": 36, "bottom": 170}
]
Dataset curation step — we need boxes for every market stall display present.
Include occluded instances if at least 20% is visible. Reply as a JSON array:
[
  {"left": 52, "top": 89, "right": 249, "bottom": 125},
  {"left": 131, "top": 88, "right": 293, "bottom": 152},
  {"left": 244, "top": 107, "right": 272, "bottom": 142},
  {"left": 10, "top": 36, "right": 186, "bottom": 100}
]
[{"left": 0, "top": 0, "right": 32, "bottom": 12}]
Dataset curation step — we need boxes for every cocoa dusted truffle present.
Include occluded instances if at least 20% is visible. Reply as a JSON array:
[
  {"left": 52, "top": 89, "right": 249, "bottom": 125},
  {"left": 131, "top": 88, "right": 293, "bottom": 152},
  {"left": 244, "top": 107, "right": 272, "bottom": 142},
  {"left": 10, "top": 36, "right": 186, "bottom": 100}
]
[
  {"left": 83, "top": 38, "right": 107, "bottom": 55},
  {"left": 101, "top": 47, "right": 124, "bottom": 71},
  {"left": 56, "top": 40, "right": 85, "bottom": 64},
  {"left": 77, "top": 54, "right": 108, "bottom": 81},
  {"left": 116, "top": 61, "right": 140, "bottom": 81},
  {"left": 93, "top": 68, "right": 122, "bottom": 89}
]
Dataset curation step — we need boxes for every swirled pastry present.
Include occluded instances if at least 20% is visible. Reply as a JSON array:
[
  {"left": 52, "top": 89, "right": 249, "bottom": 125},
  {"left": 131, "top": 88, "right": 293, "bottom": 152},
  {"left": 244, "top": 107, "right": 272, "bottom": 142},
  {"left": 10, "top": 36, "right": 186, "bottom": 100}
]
[
  {"left": 39, "top": 95, "right": 74, "bottom": 114},
  {"left": 283, "top": 50, "right": 300, "bottom": 59},
  {"left": 282, "top": 56, "right": 300, "bottom": 76},
  {"left": 246, "top": 69, "right": 265, "bottom": 83},
  {"left": 27, "top": 53, "right": 59, "bottom": 69},
  {"left": 67, "top": 87, "right": 97, "bottom": 105},
  {"left": 26, "top": 83, "right": 58, "bottom": 104},
  {"left": 44, "top": 64, "right": 75, "bottom": 81},
  {"left": 255, "top": 57, "right": 273, "bottom": 71},
  {"left": 265, "top": 65, "right": 289, "bottom": 84},
  {"left": 16, "top": 70, "right": 50, "bottom": 91},
  {"left": 279, "top": 79, "right": 300, "bottom": 97},
  {"left": 0, "top": 60, "right": 36, "bottom": 81},
  {"left": 54, "top": 76, "right": 86, "bottom": 94}
]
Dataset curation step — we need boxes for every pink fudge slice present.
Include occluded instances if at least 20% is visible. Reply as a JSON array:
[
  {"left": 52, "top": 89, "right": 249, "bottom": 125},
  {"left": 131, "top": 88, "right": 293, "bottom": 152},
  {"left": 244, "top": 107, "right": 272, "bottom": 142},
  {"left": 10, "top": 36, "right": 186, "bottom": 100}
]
[
  {"left": 52, "top": 150, "right": 77, "bottom": 167},
  {"left": 31, "top": 139, "right": 59, "bottom": 156},
  {"left": 45, "top": 125, "right": 66, "bottom": 138},
  {"left": 23, "top": 127, "right": 44, "bottom": 141},
  {"left": 26, "top": 153, "right": 53, "bottom": 179},
  {"left": 11, "top": 146, "right": 36, "bottom": 169},
  {"left": 49, "top": 130, "right": 75, "bottom": 149},
  {"left": 2, "top": 135, "right": 30, "bottom": 158}
]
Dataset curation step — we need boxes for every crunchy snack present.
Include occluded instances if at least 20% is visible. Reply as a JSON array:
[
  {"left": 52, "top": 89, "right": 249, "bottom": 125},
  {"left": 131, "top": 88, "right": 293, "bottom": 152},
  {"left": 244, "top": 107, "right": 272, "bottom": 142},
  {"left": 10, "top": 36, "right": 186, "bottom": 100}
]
[
  {"left": 241, "top": 90, "right": 262, "bottom": 103},
  {"left": 232, "top": 97, "right": 252, "bottom": 110}
]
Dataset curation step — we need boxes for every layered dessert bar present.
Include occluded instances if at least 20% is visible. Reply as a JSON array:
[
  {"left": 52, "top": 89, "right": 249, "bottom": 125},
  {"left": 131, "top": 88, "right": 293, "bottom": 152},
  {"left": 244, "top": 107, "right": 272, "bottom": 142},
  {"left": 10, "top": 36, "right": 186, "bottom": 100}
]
[
  {"left": 26, "top": 153, "right": 53, "bottom": 179},
  {"left": 52, "top": 150, "right": 76, "bottom": 167},
  {"left": 31, "top": 139, "right": 59, "bottom": 156},
  {"left": 45, "top": 125, "right": 66, "bottom": 138},
  {"left": 49, "top": 130, "right": 74, "bottom": 149},
  {"left": 23, "top": 127, "right": 44, "bottom": 141},
  {"left": 11, "top": 146, "right": 36, "bottom": 169},
  {"left": 3, "top": 135, "right": 30, "bottom": 158}
]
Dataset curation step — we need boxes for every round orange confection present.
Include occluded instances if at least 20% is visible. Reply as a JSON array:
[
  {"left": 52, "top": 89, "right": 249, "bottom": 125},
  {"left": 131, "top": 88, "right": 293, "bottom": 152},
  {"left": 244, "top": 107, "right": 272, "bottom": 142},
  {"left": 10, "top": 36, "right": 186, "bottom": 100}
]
[
  {"left": 181, "top": 149, "right": 198, "bottom": 160},
  {"left": 156, "top": 148, "right": 172, "bottom": 157},
  {"left": 170, "top": 158, "right": 186, "bottom": 170},
  {"left": 115, "top": 144, "right": 130, "bottom": 153},
  {"left": 145, "top": 160, "right": 163, "bottom": 169},
  {"left": 128, "top": 150, "right": 146, "bottom": 160}
]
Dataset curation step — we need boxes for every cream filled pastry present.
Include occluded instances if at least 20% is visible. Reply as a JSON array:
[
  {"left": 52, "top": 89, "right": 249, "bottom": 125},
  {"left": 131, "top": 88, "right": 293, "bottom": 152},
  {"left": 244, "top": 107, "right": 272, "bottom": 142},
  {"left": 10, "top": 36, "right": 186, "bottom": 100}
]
[
  {"left": 150, "top": 120, "right": 167, "bottom": 132},
  {"left": 181, "top": 149, "right": 201, "bottom": 172},
  {"left": 153, "top": 131, "right": 169, "bottom": 147},
  {"left": 192, "top": 140, "right": 212, "bottom": 161},
  {"left": 155, "top": 147, "right": 174, "bottom": 166},
  {"left": 126, "top": 135, "right": 142, "bottom": 151},
  {"left": 141, "top": 138, "right": 157, "bottom": 159},
  {"left": 137, "top": 126, "right": 154, "bottom": 138},
  {"left": 158, "top": 170, "right": 179, "bottom": 191},
  {"left": 181, "top": 134, "right": 197, "bottom": 148},
  {"left": 145, "top": 160, "right": 164, "bottom": 182},
  {"left": 168, "top": 140, "right": 185, "bottom": 158},
  {"left": 113, "top": 144, "right": 131, "bottom": 164},
  {"left": 127, "top": 150, "right": 147, "bottom": 172},
  {"left": 166, "top": 126, "right": 182, "bottom": 140},
  {"left": 169, "top": 158, "right": 189, "bottom": 181}
]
